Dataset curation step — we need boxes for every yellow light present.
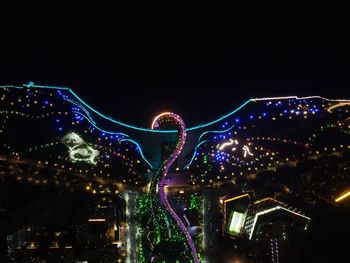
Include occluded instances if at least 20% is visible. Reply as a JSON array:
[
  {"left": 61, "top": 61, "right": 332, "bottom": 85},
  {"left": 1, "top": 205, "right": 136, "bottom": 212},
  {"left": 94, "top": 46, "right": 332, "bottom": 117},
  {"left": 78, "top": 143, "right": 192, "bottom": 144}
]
[
  {"left": 224, "top": 194, "right": 250, "bottom": 204},
  {"left": 151, "top": 112, "right": 172, "bottom": 129},
  {"left": 88, "top": 218, "right": 106, "bottom": 222},
  {"left": 335, "top": 191, "right": 350, "bottom": 202}
]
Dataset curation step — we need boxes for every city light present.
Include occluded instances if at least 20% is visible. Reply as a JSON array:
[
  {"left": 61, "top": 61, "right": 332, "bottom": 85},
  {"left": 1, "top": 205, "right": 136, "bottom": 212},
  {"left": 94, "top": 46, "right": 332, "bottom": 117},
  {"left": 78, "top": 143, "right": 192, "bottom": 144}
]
[
  {"left": 0, "top": 83, "right": 349, "bottom": 262},
  {"left": 335, "top": 191, "right": 350, "bottom": 202}
]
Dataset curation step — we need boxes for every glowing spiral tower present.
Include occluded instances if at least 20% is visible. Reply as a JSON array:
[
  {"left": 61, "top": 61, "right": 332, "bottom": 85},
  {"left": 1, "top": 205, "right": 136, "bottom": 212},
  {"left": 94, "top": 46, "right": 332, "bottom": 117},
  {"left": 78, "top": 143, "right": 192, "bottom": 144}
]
[{"left": 150, "top": 112, "right": 199, "bottom": 263}]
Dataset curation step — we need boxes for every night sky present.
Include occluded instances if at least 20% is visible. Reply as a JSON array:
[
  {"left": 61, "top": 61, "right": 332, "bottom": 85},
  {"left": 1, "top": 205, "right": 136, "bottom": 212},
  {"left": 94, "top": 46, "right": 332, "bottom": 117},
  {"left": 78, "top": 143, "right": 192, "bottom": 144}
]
[{"left": 1, "top": 10, "right": 350, "bottom": 128}]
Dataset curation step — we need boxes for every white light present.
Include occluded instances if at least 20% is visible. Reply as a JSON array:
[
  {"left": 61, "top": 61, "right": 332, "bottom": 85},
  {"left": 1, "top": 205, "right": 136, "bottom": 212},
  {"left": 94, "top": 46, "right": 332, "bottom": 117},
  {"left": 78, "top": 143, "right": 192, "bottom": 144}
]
[
  {"left": 218, "top": 138, "right": 239, "bottom": 151},
  {"left": 62, "top": 132, "right": 99, "bottom": 165},
  {"left": 243, "top": 145, "right": 253, "bottom": 158},
  {"left": 228, "top": 211, "right": 245, "bottom": 234},
  {"left": 62, "top": 132, "right": 84, "bottom": 145},
  {"left": 248, "top": 206, "right": 311, "bottom": 240},
  {"left": 218, "top": 139, "right": 234, "bottom": 150}
]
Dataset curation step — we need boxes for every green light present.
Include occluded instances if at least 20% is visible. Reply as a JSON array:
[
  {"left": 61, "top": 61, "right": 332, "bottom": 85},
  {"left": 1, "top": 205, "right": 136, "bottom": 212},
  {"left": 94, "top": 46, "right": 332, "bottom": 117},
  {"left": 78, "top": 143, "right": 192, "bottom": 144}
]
[{"left": 189, "top": 194, "right": 202, "bottom": 211}]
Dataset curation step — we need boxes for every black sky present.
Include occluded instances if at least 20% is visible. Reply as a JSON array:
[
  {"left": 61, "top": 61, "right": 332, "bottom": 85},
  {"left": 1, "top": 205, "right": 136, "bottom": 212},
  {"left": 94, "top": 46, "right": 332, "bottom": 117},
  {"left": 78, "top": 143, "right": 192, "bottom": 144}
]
[{"left": 1, "top": 9, "right": 350, "bottom": 128}]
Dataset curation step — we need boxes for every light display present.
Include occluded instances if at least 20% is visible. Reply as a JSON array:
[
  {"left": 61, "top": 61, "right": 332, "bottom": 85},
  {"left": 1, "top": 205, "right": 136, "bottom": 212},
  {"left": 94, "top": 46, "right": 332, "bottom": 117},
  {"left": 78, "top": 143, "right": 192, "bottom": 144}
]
[
  {"left": 186, "top": 94, "right": 350, "bottom": 187},
  {"left": 1, "top": 83, "right": 350, "bottom": 261},
  {"left": 62, "top": 132, "right": 100, "bottom": 165},
  {"left": 146, "top": 112, "right": 199, "bottom": 263},
  {"left": 0, "top": 84, "right": 349, "bottom": 194},
  {"left": 0, "top": 83, "right": 150, "bottom": 188}
]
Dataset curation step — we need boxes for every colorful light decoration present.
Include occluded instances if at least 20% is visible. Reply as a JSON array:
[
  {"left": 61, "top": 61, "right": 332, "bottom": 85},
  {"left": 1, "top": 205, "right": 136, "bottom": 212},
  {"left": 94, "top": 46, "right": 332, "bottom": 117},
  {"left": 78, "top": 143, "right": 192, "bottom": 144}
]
[
  {"left": 0, "top": 84, "right": 151, "bottom": 187},
  {"left": 149, "top": 112, "right": 199, "bottom": 263},
  {"left": 3, "top": 83, "right": 345, "bottom": 133},
  {"left": 0, "top": 82, "right": 349, "bottom": 189},
  {"left": 0, "top": 82, "right": 350, "bottom": 261},
  {"left": 187, "top": 94, "right": 350, "bottom": 186}
]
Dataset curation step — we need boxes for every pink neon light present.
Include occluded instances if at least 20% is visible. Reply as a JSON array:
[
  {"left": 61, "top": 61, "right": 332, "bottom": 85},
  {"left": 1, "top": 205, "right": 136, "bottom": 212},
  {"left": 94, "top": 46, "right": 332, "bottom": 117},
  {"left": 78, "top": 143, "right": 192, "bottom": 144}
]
[{"left": 151, "top": 112, "right": 199, "bottom": 263}]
